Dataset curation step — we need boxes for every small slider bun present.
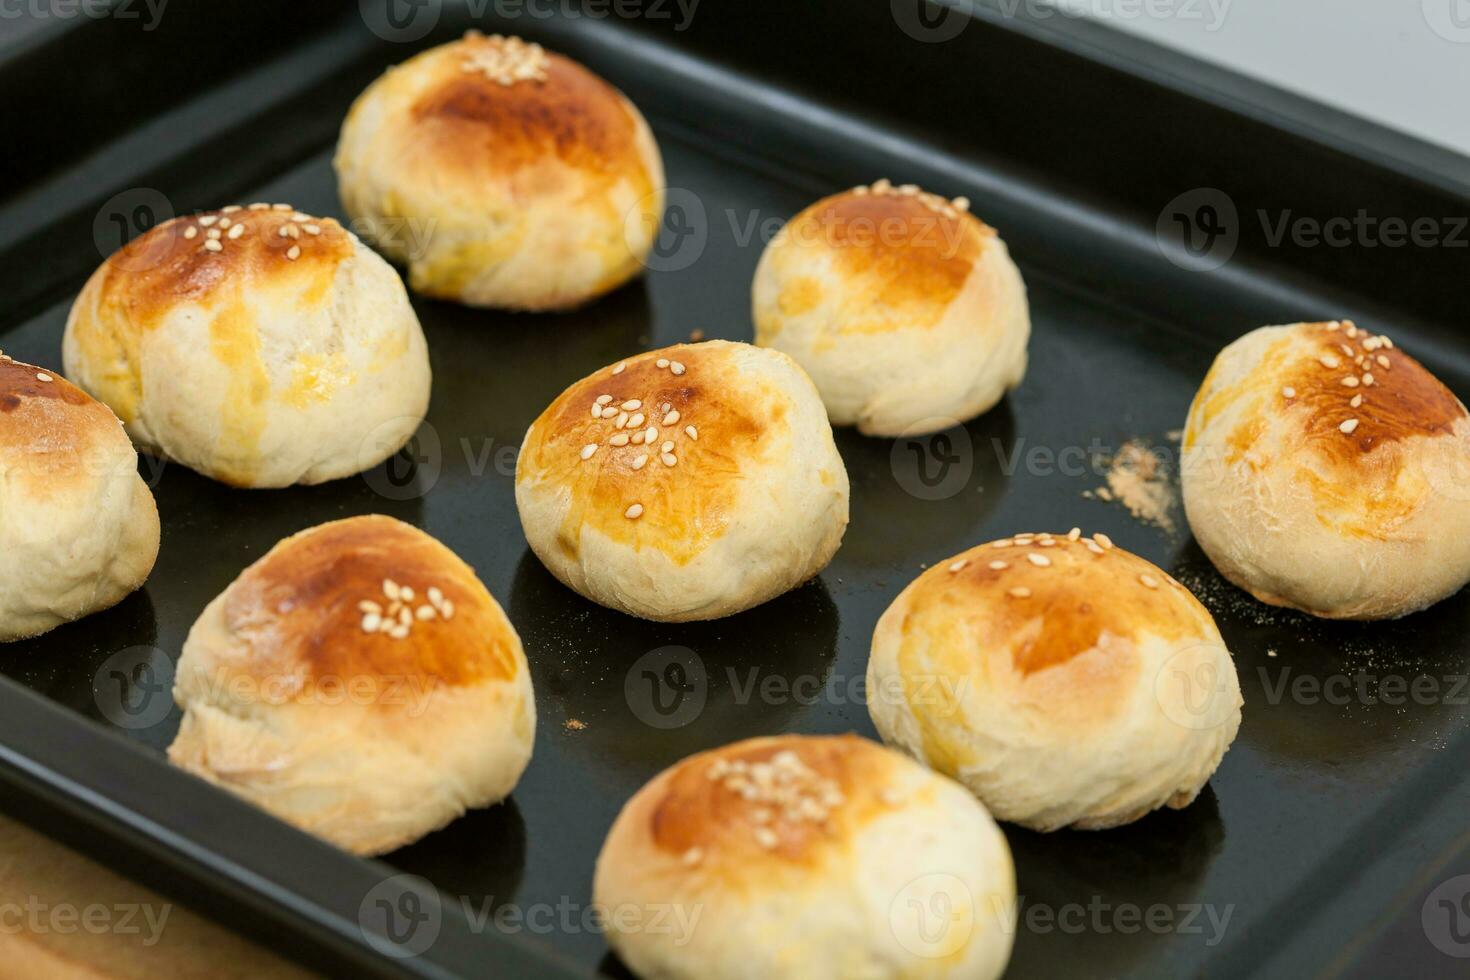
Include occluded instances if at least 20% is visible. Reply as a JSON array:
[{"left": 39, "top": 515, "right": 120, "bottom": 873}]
[
  {"left": 753, "top": 180, "right": 1029, "bottom": 436},
  {"left": 595, "top": 734, "right": 1015, "bottom": 980},
  {"left": 63, "top": 204, "right": 430, "bottom": 488},
  {"left": 516, "top": 341, "right": 849, "bottom": 621},
  {"left": 0, "top": 355, "right": 159, "bottom": 641},
  {"left": 335, "top": 31, "right": 665, "bottom": 310},
  {"left": 168, "top": 515, "right": 534, "bottom": 855},
  {"left": 868, "top": 531, "right": 1242, "bottom": 831},
  {"left": 1184, "top": 321, "right": 1470, "bottom": 619}
]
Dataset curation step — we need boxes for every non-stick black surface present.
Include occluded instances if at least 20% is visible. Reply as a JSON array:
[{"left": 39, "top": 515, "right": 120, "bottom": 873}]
[{"left": 2, "top": 3, "right": 1469, "bottom": 978}]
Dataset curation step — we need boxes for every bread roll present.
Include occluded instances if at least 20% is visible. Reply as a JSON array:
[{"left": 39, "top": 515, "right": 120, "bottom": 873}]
[
  {"left": 515, "top": 341, "right": 849, "bottom": 621},
  {"left": 1183, "top": 321, "right": 1470, "bottom": 619},
  {"left": 753, "top": 180, "right": 1029, "bottom": 436},
  {"left": 868, "top": 530, "right": 1242, "bottom": 831},
  {"left": 595, "top": 734, "right": 1015, "bottom": 980},
  {"left": 335, "top": 31, "right": 664, "bottom": 310},
  {"left": 167, "top": 515, "right": 534, "bottom": 856},
  {"left": 63, "top": 204, "right": 430, "bottom": 488},
  {"left": 0, "top": 355, "right": 159, "bottom": 642}
]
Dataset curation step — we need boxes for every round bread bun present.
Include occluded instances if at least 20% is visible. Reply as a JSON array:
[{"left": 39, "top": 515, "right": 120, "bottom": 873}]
[
  {"left": 0, "top": 355, "right": 159, "bottom": 642},
  {"left": 594, "top": 734, "right": 1015, "bottom": 980},
  {"left": 167, "top": 515, "right": 534, "bottom": 856},
  {"left": 334, "top": 31, "right": 664, "bottom": 311},
  {"left": 1183, "top": 320, "right": 1470, "bottom": 619},
  {"left": 515, "top": 340, "right": 849, "bottom": 621},
  {"left": 62, "top": 204, "right": 430, "bottom": 489},
  {"left": 868, "top": 530, "right": 1242, "bottom": 831},
  {"left": 752, "top": 180, "right": 1029, "bottom": 436}
]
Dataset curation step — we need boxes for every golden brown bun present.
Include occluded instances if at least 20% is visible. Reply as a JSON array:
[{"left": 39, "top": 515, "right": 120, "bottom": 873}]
[
  {"left": 594, "top": 734, "right": 1015, "bottom": 980},
  {"left": 167, "top": 515, "right": 534, "bottom": 855},
  {"left": 753, "top": 181, "right": 1029, "bottom": 435},
  {"left": 335, "top": 32, "right": 664, "bottom": 310},
  {"left": 515, "top": 341, "right": 849, "bottom": 620},
  {"left": 63, "top": 205, "right": 430, "bottom": 488},
  {"left": 1182, "top": 321, "right": 1470, "bottom": 619},
  {"left": 0, "top": 354, "right": 158, "bottom": 642},
  {"left": 867, "top": 531, "right": 1242, "bottom": 831}
]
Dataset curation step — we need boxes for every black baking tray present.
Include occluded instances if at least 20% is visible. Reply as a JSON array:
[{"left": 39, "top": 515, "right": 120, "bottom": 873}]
[{"left": 2, "top": 1, "right": 1469, "bottom": 977}]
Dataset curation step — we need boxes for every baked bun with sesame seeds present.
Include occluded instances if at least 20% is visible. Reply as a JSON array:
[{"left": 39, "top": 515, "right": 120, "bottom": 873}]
[
  {"left": 594, "top": 734, "right": 1016, "bottom": 980},
  {"left": 334, "top": 31, "right": 664, "bottom": 311},
  {"left": 62, "top": 204, "right": 430, "bottom": 489},
  {"left": 515, "top": 340, "right": 849, "bottom": 621},
  {"left": 1182, "top": 321, "right": 1470, "bottom": 620},
  {"left": 867, "top": 531, "right": 1242, "bottom": 832},
  {"left": 752, "top": 180, "right": 1029, "bottom": 437},
  {"left": 0, "top": 355, "right": 159, "bottom": 642},
  {"left": 166, "top": 515, "right": 534, "bottom": 856}
]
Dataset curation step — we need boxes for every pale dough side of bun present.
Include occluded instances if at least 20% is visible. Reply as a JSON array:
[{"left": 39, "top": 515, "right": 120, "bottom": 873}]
[
  {"left": 167, "top": 516, "right": 534, "bottom": 856},
  {"left": 595, "top": 734, "right": 1015, "bottom": 980},
  {"left": 868, "top": 532, "right": 1242, "bottom": 831},
  {"left": 0, "top": 357, "right": 158, "bottom": 642},
  {"left": 516, "top": 341, "right": 849, "bottom": 621},
  {"left": 335, "top": 32, "right": 664, "bottom": 311},
  {"left": 753, "top": 182, "right": 1029, "bottom": 436},
  {"left": 1182, "top": 321, "right": 1470, "bottom": 619},
  {"left": 63, "top": 207, "right": 430, "bottom": 489}
]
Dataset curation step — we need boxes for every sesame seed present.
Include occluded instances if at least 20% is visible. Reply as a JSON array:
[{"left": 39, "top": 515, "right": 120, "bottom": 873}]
[
  {"left": 1068, "top": 527, "right": 1081, "bottom": 541},
  {"left": 221, "top": 205, "right": 242, "bottom": 214},
  {"left": 682, "top": 848, "right": 703, "bottom": 866},
  {"left": 1362, "top": 373, "right": 1374, "bottom": 386},
  {"left": 1037, "top": 538, "right": 1056, "bottom": 547},
  {"left": 991, "top": 539, "right": 1013, "bottom": 548},
  {"left": 661, "top": 440, "right": 675, "bottom": 453},
  {"left": 416, "top": 605, "right": 437, "bottom": 621},
  {"left": 580, "top": 444, "right": 597, "bottom": 459},
  {"left": 685, "top": 425, "right": 698, "bottom": 440},
  {"left": 1342, "top": 376, "right": 1360, "bottom": 388},
  {"left": 362, "top": 613, "right": 382, "bottom": 633},
  {"left": 428, "top": 587, "right": 443, "bottom": 605},
  {"left": 383, "top": 579, "right": 400, "bottom": 600},
  {"left": 1027, "top": 553, "right": 1051, "bottom": 567},
  {"left": 218, "top": 218, "right": 231, "bottom": 229},
  {"left": 358, "top": 601, "right": 381, "bottom": 614},
  {"left": 948, "top": 559, "right": 969, "bottom": 572},
  {"left": 204, "top": 240, "right": 223, "bottom": 252},
  {"left": 1350, "top": 394, "right": 1363, "bottom": 408},
  {"left": 670, "top": 361, "right": 686, "bottom": 375},
  {"left": 612, "top": 362, "right": 626, "bottom": 374},
  {"left": 389, "top": 625, "right": 409, "bottom": 640},
  {"left": 621, "top": 399, "right": 641, "bottom": 411},
  {"left": 199, "top": 215, "right": 218, "bottom": 227},
  {"left": 631, "top": 454, "right": 649, "bottom": 470},
  {"left": 441, "top": 600, "right": 454, "bottom": 619},
  {"left": 1094, "top": 533, "right": 1113, "bottom": 549},
  {"left": 656, "top": 358, "right": 669, "bottom": 368},
  {"left": 1008, "top": 586, "right": 1032, "bottom": 598},
  {"left": 36, "top": 372, "right": 52, "bottom": 382},
  {"left": 754, "top": 828, "right": 778, "bottom": 849},
  {"left": 626, "top": 413, "right": 645, "bottom": 429},
  {"left": 206, "top": 229, "right": 221, "bottom": 240},
  {"left": 272, "top": 203, "right": 291, "bottom": 212},
  {"left": 1086, "top": 540, "right": 1105, "bottom": 555},
  {"left": 615, "top": 412, "right": 629, "bottom": 429},
  {"left": 645, "top": 426, "right": 658, "bottom": 443},
  {"left": 1140, "top": 574, "right": 1160, "bottom": 589},
  {"left": 596, "top": 394, "right": 613, "bottom": 405},
  {"left": 183, "top": 226, "right": 198, "bottom": 240},
  {"left": 1377, "top": 355, "right": 1390, "bottom": 368},
  {"left": 662, "top": 453, "right": 678, "bottom": 466},
  {"left": 304, "top": 224, "right": 321, "bottom": 236},
  {"left": 625, "top": 503, "right": 644, "bottom": 519},
  {"left": 1320, "top": 355, "right": 1340, "bottom": 369},
  {"left": 228, "top": 224, "right": 244, "bottom": 239},
  {"left": 1340, "top": 418, "right": 1360, "bottom": 434},
  {"left": 590, "top": 406, "right": 601, "bottom": 419},
  {"left": 287, "top": 246, "right": 301, "bottom": 260},
  {"left": 609, "top": 433, "right": 630, "bottom": 447},
  {"left": 249, "top": 203, "right": 269, "bottom": 210},
  {"left": 663, "top": 410, "right": 680, "bottom": 425},
  {"left": 988, "top": 560, "right": 1008, "bottom": 570},
  {"left": 1282, "top": 386, "right": 1296, "bottom": 398}
]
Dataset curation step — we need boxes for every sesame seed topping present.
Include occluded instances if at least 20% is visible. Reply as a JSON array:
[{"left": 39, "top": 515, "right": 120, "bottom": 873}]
[
  {"left": 1320, "top": 355, "right": 1340, "bottom": 369},
  {"left": 670, "top": 361, "right": 686, "bottom": 376},
  {"left": 1350, "top": 394, "right": 1363, "bottom": 408},
  {"left": 1027, "top": 553, "right": 1051, "bottom": 567},
  {"left": 1068, "top": 527, "right": 1081, "bottom": 541},
  {"left": 183, "top": 226, "right": 198, "bottom": 240},
  {"left": 35, "top": 372, "right": 52, "bottom": 383},
  {"left": 661, "top": 453, "right": 678, "bottom": 467},
  {"left": 1094, "top": 532, "right": 1113, "bottom": 549},
  {"left": 656, "top": 358, "right": 669, "bottom": 368},
  {"left": 988, "top": 560, "right": 1008, "bottom": 570},
  {"left": 203, "top": 240, "right": 223, "bottom": 252},
  {"left": 287, "top": 246, "right": 301, "bottom": 261},
  {"left": 221, "top": 205, "right": 241, "bottom": 213},
  {"left": 383, "top": 579, "right": 400, "bottom": 600},
  {"left": 228, "top": 224, "right": 245, "bottom": 239},
  {"left": 625, "top": 503, "right": 644, "bottom": 519},
  {"left": 682, "top": 848, "right": 703, "bottom": 866},
  {"left": 645, "top": 426, "right": 658, "bottom": 443},
  {"left": 1036, "top": 538, "right": 1056, "bottom": 547},
  {"left": 580, "top": 444, "right": 598, "bottom": 460},
  {"left": 1008, "top": 586, "right": 1032, "bottom": 598},
  {"left": 661, "top": 440, "right": 675, "bottom": 453},
  {"left": 663, "top": 410, "right": 680, "bottom": 425},
  {"left": 595, "top": 394, "right": 613, "bottom": 405},
  {"left": 685, "top": 425, "right": 698, "bottom": 440},
  {"left": 305, "top": 224, "right": 321, "bottom": 236},
  {"left": 1139, "top": 574, "right": 1160, "bottom": 589},
  {"left": 754, "top": 828, "right": 778, "bottom": 849},
  {"left": 460, "top": 32, "right": 550, "bottom": 85},
  {"left": 615, "top": 412, "right": 629, "bottom": 429},
  {"left": 199, "top": 215, "right": 218, "bottom": 227},
  {"left": 1340, "top": 418, "right": 1360, "bottom": 434},
  {"left": 609, "top": 433, "right": 630, "bottom": 447},
  {"left": 620, "top": 399, "right": 641, "bottom": 411},
  {"left": 948, "top": 559, "right": 969, "bottom": 572},
  {"left": 628, "top": 413, "right": 645, "bottom": 429},
  {"left": 612, "top": 362, "right": 626, "bottom": 375},
  {"left": 1283, "top": 386, "right": 1296, "bottom": 398},
  {"left": 1085, "top": 540, "right": 1105, "bottom": 555},
  {"left": 1342, "top": 376, "right": 1360, "bottom": 388},
  {"left": 206, "top": 228, "right": 221, "bottom": 240},
  {"left": 992, "top": 539, "right": 1013, "bottom": 548},
  {"left": 1377, "top": 355, "right": 1390, "bottom": 368},
  {"left": 631, "top": 454, "right": 649, "bottom": 470},
  {"left": 1362, "top": 373, "right": 1374, "bottom": 386},
  {"left": 272, "top": 203, "right": 292, "bottom": 212},
  {"left": 428, "top": 587, "right": 443, "bottom": 605}
]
